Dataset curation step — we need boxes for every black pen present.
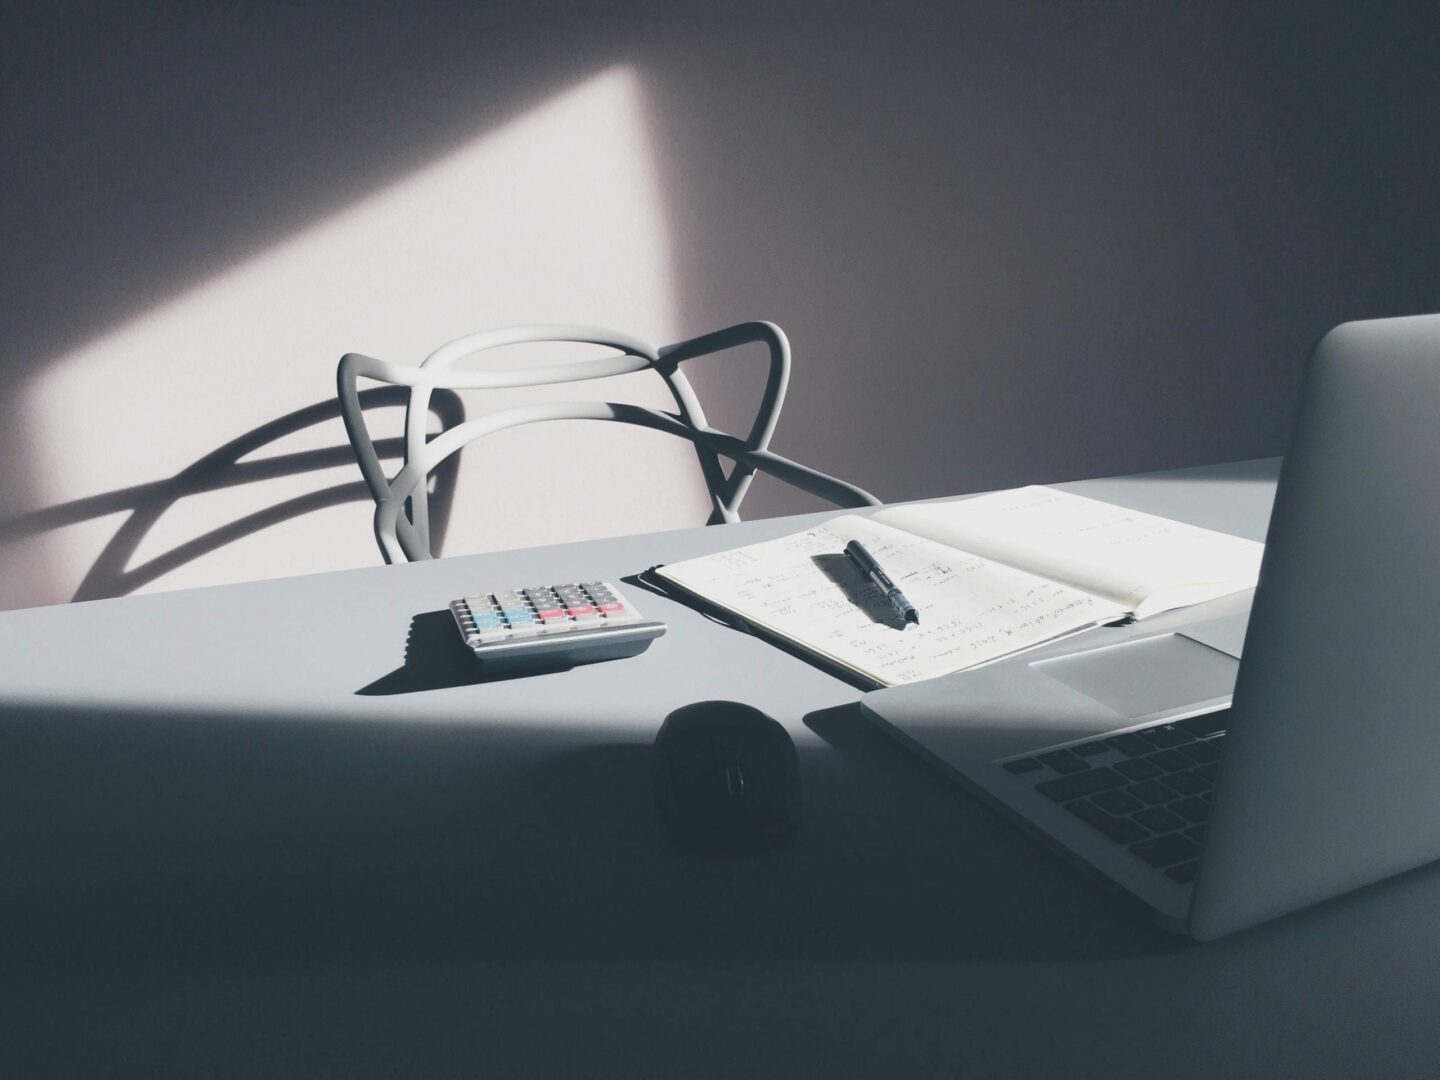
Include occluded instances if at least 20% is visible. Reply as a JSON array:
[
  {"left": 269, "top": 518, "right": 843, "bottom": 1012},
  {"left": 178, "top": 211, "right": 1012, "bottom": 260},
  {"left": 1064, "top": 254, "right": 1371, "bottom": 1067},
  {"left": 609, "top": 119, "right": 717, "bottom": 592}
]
[{"left": 844, "top": 540, "right": 920, "bottom": 626}]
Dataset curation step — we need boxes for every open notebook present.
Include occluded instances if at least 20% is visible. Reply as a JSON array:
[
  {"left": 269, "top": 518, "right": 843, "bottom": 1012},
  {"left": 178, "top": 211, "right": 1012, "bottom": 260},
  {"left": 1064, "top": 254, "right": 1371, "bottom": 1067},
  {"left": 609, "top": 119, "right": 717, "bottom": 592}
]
[{"left": 653, "top": 486, "right": 1264, "bottom": 687}]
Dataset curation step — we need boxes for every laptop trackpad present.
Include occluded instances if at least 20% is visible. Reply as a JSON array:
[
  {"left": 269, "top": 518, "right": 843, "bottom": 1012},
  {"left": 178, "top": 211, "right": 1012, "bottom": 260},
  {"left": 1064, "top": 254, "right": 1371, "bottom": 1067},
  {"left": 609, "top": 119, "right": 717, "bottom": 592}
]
[{"left": 1032, "top": 634, "right": 1238, "bottom": 718}]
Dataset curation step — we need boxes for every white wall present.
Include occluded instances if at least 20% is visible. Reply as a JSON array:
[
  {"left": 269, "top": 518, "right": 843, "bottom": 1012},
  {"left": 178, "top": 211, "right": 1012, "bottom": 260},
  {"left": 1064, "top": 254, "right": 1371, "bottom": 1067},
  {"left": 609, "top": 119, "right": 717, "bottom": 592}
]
[
  {"left": 4, "top": 65, "right": 710, "bottom": 609},
  {"left": 4, "top": 2, "right": 1439, "bottom": 611}
]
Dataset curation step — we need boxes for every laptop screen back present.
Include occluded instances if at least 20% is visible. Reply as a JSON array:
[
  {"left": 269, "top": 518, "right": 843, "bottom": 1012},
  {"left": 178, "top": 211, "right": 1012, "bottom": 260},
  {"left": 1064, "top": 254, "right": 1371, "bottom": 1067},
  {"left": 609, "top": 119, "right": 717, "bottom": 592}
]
[{"left": 1191, "top": 314, "right": 1440, "bottom": 939}]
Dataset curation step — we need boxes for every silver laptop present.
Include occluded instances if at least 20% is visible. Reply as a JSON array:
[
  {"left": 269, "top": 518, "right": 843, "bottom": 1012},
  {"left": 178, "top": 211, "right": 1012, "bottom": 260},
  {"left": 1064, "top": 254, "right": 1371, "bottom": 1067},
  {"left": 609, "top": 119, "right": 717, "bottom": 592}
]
[{"left": 861, "top": 314, "right": 1440, "bottom": 939}]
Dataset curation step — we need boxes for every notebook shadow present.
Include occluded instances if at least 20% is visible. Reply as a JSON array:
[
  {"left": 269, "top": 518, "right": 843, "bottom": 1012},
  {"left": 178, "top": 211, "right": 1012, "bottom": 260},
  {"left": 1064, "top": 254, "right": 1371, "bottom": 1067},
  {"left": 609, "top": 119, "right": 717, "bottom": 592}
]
[{"left": 620, "top": 571, "right": 878, "bottom": 692}]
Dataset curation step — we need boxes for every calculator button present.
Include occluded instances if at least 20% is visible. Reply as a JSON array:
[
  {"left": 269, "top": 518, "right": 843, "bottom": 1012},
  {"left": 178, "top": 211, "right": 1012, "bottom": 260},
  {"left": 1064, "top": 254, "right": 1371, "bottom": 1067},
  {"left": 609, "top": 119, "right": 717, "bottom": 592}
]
[{"left": 459, "top": 581, "right": 660, "bottom": 664}]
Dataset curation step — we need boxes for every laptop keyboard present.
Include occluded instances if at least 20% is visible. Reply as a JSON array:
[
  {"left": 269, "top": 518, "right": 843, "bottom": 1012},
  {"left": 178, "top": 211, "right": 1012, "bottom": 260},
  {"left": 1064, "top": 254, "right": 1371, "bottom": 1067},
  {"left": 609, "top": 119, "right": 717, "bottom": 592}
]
[{"left": 998, "top": 708, "right": 1229, "bottom": 885}]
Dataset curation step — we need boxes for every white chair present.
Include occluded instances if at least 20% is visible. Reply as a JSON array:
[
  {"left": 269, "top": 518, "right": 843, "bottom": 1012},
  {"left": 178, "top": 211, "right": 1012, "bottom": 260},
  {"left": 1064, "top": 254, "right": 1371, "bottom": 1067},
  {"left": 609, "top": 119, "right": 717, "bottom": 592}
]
[{"left": 337, "top": 322, "right": 880, "bottom": 563}]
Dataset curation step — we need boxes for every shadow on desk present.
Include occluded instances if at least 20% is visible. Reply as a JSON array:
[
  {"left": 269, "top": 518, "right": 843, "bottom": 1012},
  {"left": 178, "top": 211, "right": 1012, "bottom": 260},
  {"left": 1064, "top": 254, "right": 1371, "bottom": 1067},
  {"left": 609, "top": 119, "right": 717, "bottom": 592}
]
[
  {"left": 354, "top": 610, "right": 564, "bottom": 695},
  {"left": 0, "top": 698, "right": 1177, "bottom": 971}
]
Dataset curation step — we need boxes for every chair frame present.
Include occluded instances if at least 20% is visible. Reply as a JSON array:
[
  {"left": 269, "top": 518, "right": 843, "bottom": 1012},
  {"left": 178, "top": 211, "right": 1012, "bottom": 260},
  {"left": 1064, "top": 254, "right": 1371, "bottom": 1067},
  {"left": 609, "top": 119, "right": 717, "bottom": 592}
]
[{"left": 337, "top": 322, "right": 880, "bottom": 563}]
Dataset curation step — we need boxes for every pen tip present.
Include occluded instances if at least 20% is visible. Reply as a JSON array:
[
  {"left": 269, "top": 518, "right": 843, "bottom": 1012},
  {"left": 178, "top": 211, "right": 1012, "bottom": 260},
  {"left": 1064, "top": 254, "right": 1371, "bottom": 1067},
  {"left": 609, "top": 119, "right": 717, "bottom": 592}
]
[{"left": 906, "top": 611, "right": 919, "bottom": 626}]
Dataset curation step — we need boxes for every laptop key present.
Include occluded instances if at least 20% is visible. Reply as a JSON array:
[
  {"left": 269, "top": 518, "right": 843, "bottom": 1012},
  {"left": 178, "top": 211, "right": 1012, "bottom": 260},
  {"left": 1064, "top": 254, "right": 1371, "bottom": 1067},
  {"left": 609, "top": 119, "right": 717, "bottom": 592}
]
[
  {"left": 1162, "top": 770, "right": 1211, "bottom": 795},
  {"left": 1092, "top": 788, "right": 1144, "bottom": 815},
  {"left": 1137, "top": 725, "right": 1194, "bottom": 749},
  {"left": 1071, "top": 741, "right": 1109, "bottom": 757},
  {"left": 1103, "top": 733, "right": 1151, "bottom": 757},
  {"left": 1126, "top": 780, "right": 1176, "bottom": 806},
  {"left": 1130, "top": 833, "right": 1202, "bottom": 868},
  {"left": 1034, "top": 767, "right": 1127, "bottom": 801},
  {"left": 1184, "top": 825, "right": 1206, "bottom": 844},
  {"left": 1178, "top": 740, "right": 1221, "bottom": 764},
  {"left": 1066, "top": 799, "right": 1148, "bottom": 844},
  {"left": 1133, "top": 806, "right": 1186, "bottom": 833},
  {"left": 1037, "top": 750, "right": 1090, "bottom": 774},
  {"left": 1146, "top": 749, "right": 1193, "bottom": 773},
  {"left": 1171, "top": 796, "right": 1210, "bottom": 824},
  {"left": 1165, "top": 861, "right": 1200, "bottom": 884},
  {"left": 1195, "top": 762, "right": 1220, "bottom": 782},
  {"left": 1114, "top": 758, "right": 1161, "bottom": 781},
  {"left": 1003, "top": 758, "right": 1042, "bottom": 775}
]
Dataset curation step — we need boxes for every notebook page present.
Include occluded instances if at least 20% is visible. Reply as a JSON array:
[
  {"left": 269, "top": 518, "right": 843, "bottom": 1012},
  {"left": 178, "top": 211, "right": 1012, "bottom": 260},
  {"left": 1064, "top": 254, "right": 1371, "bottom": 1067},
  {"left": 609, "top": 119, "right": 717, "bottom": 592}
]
[
  {"left": 656, "top": 514, "right": 1127, "bottom": 686},
  {"left": 873, "top": 487, "right": 1264, "bottom": 619}
]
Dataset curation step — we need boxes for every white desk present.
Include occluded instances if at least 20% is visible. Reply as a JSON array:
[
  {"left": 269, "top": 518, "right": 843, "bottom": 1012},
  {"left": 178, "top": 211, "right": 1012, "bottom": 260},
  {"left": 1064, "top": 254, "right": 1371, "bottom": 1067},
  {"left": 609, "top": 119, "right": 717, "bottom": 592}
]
[{"left": 1, "top": 458, "right": 1433, "bottom": 1077}]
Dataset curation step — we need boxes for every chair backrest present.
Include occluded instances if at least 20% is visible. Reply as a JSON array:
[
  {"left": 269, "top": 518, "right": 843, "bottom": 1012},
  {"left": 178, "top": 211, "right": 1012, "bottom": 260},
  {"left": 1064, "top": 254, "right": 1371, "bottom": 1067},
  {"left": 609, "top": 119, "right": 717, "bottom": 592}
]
[{"left": 337, "top": 322, "right": 879, "bottom": 562}]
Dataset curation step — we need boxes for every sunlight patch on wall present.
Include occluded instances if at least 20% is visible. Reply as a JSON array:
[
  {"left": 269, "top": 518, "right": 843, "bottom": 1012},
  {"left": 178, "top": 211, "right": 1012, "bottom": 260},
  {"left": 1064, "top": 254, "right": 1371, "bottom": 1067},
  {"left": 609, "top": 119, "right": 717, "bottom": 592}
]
[{"left": 14, "top": 65, "right": 708, "bottom": 607}]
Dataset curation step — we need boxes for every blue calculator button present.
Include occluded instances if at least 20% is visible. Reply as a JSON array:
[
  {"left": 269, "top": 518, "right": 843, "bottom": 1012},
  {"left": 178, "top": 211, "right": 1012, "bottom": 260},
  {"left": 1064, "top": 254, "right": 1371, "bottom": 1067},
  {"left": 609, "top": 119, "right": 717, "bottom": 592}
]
[
  {"left": 502, "top": 608, "right": 535, "bottom": 622},
  {"left": 473, "top": 613, "right": 504, "bottom": 627}
]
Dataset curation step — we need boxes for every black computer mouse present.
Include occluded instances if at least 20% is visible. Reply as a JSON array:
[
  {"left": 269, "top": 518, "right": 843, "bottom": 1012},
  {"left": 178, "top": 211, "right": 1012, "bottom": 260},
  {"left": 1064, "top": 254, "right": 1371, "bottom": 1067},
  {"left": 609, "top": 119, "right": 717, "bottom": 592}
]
[{"left": 652, "top": 700, "right": 801, "bottom": 850}]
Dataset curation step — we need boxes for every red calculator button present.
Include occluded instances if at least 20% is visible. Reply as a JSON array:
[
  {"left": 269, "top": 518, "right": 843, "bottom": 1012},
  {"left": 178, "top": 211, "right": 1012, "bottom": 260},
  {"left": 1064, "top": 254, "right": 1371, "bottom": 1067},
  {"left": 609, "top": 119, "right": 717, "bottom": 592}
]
[
  {"left": 566, "top": 604, "right": 595, "bottom": 616},
  {"left": 536, "top": 608, "right": 565, "bottom": 619},
  {"left": 598, "top": 602, "right": 624, "bottom": 612}
]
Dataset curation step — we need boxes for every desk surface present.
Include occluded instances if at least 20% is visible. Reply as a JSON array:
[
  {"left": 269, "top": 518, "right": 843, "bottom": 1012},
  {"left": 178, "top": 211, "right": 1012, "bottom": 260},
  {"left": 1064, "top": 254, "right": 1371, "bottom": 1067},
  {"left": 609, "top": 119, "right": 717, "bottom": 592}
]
[{"left": 2, "top": 458, "right": 1435, "bottom": 1078}]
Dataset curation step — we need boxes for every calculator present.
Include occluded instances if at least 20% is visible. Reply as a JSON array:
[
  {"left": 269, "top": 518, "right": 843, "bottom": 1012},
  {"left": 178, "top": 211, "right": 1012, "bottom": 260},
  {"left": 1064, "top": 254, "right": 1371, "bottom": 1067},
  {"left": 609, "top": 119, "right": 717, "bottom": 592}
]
[{"left": 449, "top": 581, "right": 666, "bottom": 674}]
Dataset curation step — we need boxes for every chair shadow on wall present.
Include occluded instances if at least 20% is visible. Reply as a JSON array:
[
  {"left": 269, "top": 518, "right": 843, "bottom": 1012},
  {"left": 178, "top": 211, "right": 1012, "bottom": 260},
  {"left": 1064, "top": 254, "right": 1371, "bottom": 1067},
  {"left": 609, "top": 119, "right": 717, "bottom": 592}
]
[{"left": 0, "top": 388, "right": 464, "bottom": 603}]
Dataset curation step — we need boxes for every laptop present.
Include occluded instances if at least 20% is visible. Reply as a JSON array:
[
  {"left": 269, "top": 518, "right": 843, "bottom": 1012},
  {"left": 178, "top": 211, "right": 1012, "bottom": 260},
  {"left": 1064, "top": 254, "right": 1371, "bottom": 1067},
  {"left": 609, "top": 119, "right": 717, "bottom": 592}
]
[{"left": 860, "top": 314, "right": 1440, "bottom": 939}]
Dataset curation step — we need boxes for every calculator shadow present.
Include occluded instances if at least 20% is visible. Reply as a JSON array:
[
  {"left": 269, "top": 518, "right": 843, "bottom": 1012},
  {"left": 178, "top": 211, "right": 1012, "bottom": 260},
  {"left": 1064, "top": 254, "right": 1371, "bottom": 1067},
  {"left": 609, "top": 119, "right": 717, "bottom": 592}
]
[{"left": 355, "top": 610, "right": 573, "bottom": 695}]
